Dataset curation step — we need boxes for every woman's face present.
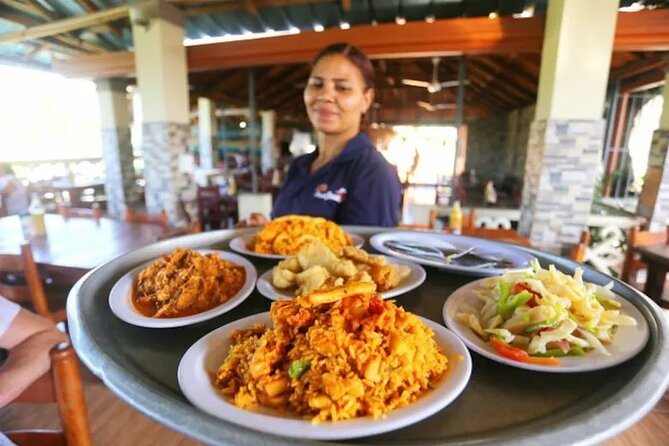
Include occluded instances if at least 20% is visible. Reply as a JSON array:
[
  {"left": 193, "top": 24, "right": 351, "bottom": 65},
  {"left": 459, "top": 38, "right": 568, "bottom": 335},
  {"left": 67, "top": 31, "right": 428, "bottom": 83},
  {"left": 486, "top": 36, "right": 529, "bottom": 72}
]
[{"left": 303, "top": 54, "right": 374, "bottom": 136}]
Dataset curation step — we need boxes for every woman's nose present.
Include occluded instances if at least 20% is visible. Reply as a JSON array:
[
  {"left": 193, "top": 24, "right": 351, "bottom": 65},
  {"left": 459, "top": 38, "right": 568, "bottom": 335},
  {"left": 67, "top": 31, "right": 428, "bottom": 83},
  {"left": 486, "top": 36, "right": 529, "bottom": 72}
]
[{"left": 317, "top": 84, "right": 335, "bottom": 101}]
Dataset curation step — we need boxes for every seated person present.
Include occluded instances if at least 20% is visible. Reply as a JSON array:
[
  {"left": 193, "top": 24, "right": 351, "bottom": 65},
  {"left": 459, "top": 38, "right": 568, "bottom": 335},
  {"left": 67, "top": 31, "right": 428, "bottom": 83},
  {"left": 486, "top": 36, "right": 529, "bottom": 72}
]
[
  {"left": 0, "top": 296, "right": 68, "bottom": 409},
  {"left": 0, "top": 164, "right": 29, "bottom": 216}
]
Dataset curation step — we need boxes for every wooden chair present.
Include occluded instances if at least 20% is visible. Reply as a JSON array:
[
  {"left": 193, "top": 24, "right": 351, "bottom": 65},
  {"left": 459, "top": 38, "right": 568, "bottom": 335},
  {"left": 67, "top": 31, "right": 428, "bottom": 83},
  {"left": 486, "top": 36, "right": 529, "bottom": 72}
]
[
  {"left": 197, "top": 186, "right": 239, "bottom": 230},
  {"left": 0, "top": 243, "right": 66, "bottom": 324},
  {"left": 461, "top": 227, "right": 533, "bottom": 247},
  {"left": 57, "top": 203, "right": 102, "bottom": 220},
  {"left": 4, "top": 342, "right": 92, "bottom": 446},
  {"left": 569, "top": 230, "right": 591, "bottom": 264},
  {"left": 621, "top": 226, "right": 669, "bottom": 287},
  {"left": 124, "top": 208, "right": 169, "bottom": 233}
]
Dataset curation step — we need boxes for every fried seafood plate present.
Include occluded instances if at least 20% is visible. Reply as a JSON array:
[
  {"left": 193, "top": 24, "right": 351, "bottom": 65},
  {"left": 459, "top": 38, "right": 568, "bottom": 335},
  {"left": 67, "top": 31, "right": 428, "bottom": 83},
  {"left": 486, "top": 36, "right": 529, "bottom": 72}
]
[
  {"left": 249, "top": 215, "right": 352, "bottom": 255},
  {"left": 212, "top": 281, "right": 448, "bottom": 422},
  {"left": 134, "top": 248, "right": 246, "bottom": 318},
  {"left": 272, "top": 241, "right": 412, "bottom": 296}
]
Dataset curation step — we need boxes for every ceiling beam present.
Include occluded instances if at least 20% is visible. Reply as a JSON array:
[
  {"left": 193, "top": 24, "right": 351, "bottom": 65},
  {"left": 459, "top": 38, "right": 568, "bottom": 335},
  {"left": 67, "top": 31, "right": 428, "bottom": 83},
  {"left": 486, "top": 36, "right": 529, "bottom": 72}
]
[
  {"left": 54, "top": 9, "right": 669, "bottom": 79},
  {"left": 0, "top": 4, "right": 130, "bottom": 45},
  {"left": 74, "top": 0, "right": 124, "bottom": 38},
  {"left": 620, "top": 69, "right": 666, "bottom": 93},
  {"left": 609, "top": 55, "right": 666, "bottom": 81},
  {"left": 177, "top": 0, "right": 332, "bottom": 16}
]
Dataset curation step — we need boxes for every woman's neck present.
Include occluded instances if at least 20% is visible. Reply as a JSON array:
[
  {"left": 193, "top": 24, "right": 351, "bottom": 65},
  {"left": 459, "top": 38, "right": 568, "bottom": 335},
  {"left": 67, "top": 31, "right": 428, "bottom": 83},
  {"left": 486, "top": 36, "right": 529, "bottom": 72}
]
[{"left": 311, "top": 128, "right": 359, "bottom": 173}]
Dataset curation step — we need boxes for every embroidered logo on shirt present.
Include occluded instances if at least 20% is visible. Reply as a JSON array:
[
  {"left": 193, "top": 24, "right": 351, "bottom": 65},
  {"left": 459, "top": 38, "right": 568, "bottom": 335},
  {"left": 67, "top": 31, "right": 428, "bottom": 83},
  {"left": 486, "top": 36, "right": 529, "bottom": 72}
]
[{"left": 314, "top": 184, "right": 347, "bottom": 203}]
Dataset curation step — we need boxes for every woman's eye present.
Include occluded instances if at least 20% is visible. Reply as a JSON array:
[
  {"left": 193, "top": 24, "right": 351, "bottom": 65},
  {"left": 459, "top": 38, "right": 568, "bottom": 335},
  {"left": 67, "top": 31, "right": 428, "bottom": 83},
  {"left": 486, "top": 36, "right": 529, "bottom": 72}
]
[
  {"left": 308, "top": 82, "right": 323, "bottom": 89},
  {"left": 336, "top": 85, "right": 350, "bottom": 92}
]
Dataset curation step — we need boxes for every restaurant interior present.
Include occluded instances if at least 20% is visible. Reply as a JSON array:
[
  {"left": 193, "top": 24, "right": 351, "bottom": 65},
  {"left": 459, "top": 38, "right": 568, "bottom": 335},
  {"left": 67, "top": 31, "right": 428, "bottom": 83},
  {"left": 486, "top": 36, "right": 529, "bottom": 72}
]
[{"left": 1, "top": 0, "right": 669, "bottom": 445}]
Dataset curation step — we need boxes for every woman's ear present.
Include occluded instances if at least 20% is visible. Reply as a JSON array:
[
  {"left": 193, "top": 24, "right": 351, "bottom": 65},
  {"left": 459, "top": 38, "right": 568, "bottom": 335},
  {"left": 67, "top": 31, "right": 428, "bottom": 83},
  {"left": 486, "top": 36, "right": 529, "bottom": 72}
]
[{"left": 362, "top": 88, "right": 375, "bottom": 114}]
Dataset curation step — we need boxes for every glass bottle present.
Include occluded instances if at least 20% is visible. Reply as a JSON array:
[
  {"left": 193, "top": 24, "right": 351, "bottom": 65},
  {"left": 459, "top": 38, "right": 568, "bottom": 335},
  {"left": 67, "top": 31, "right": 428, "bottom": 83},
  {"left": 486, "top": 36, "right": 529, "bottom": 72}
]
[
  {"left": 28, "top": 192, "right": 47, "bottom": 236},
  {"left": 449, "top": 200, "right": 463, "bottom": 235}
]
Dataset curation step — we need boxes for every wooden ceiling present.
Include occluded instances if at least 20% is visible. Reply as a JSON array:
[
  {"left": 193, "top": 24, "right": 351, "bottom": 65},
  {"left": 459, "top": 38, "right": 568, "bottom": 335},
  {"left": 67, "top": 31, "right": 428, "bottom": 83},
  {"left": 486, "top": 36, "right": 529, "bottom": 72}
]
[{"left": 188, "top": 50, "right": 667, "bottom": 126}]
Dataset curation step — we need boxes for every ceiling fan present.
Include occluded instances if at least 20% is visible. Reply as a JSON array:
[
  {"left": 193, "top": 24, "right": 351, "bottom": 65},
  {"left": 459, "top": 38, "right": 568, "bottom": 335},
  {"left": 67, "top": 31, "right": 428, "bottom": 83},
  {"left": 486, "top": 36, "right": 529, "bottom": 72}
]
[
  {"left": 417, "top": 100, "right": 456, "bottom": 112},
  {"left": 401, "top": 57, "right": 465, "bottom": 93}
]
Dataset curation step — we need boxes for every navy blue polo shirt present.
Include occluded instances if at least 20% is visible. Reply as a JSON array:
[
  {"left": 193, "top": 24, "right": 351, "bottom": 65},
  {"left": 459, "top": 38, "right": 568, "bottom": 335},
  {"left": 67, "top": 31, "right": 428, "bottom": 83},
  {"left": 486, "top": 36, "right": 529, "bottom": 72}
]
[{"left": 271, "top": 133, "right": 401, "bottom": 227}]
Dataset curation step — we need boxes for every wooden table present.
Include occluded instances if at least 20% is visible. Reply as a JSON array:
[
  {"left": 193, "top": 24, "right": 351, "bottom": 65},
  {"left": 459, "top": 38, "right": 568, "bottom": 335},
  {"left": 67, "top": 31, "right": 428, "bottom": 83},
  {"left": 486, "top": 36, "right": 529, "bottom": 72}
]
[
  {"left": 635, "top": 244, "right": 669, "bottom": 304},
  {"left": 0, "top": 214, "right": 166, "bottom": 282}
]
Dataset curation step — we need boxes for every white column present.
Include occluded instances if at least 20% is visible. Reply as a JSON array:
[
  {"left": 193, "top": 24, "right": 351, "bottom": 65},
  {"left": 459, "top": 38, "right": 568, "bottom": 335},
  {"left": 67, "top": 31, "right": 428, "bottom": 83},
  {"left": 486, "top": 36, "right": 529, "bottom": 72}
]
[
  {"left": 519, "top": 0, "right": 618, "bottom": 252},
  {"left": 260, "top": 110, "right": 276, "bottom": 173},
  {"left": 131, "top": 0, "right": 194, "bottom": 226},
  {"left": 197, "top": 97, "right": 219, "bottom": 169},
  {"left": 96, "top": 79, "right": 137, "bottom": 219}
]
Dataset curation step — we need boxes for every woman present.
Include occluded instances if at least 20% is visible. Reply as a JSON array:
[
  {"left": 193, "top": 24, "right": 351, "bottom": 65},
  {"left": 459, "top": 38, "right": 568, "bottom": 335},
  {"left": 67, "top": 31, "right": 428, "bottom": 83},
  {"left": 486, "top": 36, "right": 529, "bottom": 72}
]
[{"left": 247, "top": 43, "right": 401, "bottom": 227}]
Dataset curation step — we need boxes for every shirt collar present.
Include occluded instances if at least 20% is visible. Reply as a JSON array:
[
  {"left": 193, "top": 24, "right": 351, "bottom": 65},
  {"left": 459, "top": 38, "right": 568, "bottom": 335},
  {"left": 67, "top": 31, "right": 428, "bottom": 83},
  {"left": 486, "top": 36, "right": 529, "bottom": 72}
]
[{"left": 298, "top": 132, "right": 371, "bottom": 173}]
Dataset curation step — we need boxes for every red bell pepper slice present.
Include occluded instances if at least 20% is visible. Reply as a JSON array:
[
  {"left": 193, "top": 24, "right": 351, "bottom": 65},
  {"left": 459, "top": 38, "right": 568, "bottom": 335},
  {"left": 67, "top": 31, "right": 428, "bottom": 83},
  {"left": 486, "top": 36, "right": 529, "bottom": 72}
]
[
  {"left": 490, "top": 338, "right": 561, "bottom": 367},
  {"left": 513, "top": 284, "right": 541, "bottom": 307}
]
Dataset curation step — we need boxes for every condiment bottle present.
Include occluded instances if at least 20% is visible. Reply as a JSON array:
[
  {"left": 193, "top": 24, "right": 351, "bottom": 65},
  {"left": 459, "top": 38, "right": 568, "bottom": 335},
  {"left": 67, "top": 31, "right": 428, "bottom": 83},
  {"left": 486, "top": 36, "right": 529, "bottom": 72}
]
[
  {"left": 449, "top": 200, "right": 463, "bottom": 235},
  {"left": 28, "top": 192, "right": 47, "bottom": 236}
]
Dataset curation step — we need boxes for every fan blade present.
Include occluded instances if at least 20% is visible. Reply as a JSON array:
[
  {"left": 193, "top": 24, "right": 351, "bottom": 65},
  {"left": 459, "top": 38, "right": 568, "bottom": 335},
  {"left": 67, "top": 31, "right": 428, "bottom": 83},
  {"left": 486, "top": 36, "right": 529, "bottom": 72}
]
[
  {"left": 417, "top": 101, "right": 435, "bottom": 112},
  {"left": 402, "top": 79, "right": 431, "bottom": 88},
  {"left": 440, "top": 80, "right": 470, "bottom": 88},
  {"left": 433, "top": 103, "right": 457, "bottom": 110}
]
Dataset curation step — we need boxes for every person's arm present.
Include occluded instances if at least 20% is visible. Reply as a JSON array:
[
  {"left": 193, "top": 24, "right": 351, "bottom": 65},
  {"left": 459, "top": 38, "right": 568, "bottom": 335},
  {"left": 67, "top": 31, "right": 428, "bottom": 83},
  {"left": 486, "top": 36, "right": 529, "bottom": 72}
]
[{"left": 0, "top": 309, "right": 68, "bottom": 408}]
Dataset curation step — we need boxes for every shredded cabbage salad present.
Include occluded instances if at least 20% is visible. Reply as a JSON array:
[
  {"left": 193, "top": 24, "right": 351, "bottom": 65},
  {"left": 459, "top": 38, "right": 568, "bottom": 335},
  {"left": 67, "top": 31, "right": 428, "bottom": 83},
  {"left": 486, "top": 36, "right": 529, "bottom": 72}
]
[{"left": 456, "top": 260, "right": 637, "bottom": 366}]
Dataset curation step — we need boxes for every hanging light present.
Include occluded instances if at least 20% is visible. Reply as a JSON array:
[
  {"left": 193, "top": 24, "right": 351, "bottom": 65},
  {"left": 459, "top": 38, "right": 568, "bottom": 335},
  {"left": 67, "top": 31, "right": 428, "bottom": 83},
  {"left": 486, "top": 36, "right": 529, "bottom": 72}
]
[
  {"left": 488, "top": 12, "right": 498, "bottom": 19},
  {"left": 239, "top": 121, "right": 247, "bottom": 129},
  {"left": 314, "top": 23, "right": 325, "bottom": 32},
  {"left": 425, "top": 14, "right": 436, "bottom": 23},
  {"left": 339, "top": 20, "right": 350, "bottom": 30},
  {"left": 395, "top": 15, "right": 406, "bottom": 25}
]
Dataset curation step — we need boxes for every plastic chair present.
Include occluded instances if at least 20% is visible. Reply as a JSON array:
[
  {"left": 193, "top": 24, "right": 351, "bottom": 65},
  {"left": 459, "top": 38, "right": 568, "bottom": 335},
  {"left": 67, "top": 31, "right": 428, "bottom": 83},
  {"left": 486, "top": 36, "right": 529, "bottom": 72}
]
[
  {"left": 4, "top": 342, "right": 92, "bottom": 446},
  {"left": 620, "top": 226, "right": 669, "bottom": 287},
  {"left": 0, "top": 243, "right": 66, "bottom": 324}
]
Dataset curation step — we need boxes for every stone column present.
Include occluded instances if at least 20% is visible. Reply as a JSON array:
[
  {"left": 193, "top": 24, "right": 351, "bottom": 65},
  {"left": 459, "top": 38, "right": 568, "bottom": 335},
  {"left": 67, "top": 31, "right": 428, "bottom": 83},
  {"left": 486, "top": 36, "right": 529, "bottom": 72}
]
[
  {"left": 131, "top": 0, "right": 194, "bottom": 226},
  {"left": 96, "top": 79, "right": 138, "bottom": 219},
  {"left": 518, "top": 0, "right": 618, "bottom": 252},
  {"left": 197, "top": 97, "right": 219, "bottom": 169},
  {"left": 260, "top": 110, "right": 276, "bottom": 173},
  {"left": 637, "top": 66, "right": 669, "bottom": 229}
]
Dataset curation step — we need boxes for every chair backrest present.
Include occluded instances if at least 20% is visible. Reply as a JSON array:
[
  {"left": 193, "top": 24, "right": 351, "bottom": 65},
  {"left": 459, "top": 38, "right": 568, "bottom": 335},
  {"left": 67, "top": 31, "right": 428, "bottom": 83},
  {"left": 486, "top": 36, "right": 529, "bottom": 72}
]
[
  {"left": 58, "top": 203, "right": 102, "bottom": 220},
  {"left": 568, "top": 230, "right": 590, "bottom": 264},
  {"left": 5, "top": 343, "right": 92, "bottom": 446},
  {"left": 461, "top": 227, "right": 533, "bottom": 247},
  {"left": 0, "top": 243, "right": 65, "bottom": 323},
  {"left": 124, "top": 208, "right": 169, "bottom": 232},
  {"left": 621, "top": 225, "right": 669, "bottom": 283},
  {"left": 197, "top": 186, "right": 230, "bottom": 230}
]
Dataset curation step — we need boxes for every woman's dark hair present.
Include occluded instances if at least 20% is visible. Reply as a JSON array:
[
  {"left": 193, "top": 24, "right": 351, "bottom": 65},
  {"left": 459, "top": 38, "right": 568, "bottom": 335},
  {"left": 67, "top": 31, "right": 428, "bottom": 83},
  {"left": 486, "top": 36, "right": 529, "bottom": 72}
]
[{"left": 311, "top": 43, "right": 375, "bottom": 91}]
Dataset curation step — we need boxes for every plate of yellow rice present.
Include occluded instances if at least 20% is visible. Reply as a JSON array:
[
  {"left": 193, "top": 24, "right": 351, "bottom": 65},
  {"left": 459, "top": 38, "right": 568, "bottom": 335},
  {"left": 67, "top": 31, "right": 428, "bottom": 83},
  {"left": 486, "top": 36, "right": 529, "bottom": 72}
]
[{"left": 178, "top": 284, "right": 471, "bottom": 440}]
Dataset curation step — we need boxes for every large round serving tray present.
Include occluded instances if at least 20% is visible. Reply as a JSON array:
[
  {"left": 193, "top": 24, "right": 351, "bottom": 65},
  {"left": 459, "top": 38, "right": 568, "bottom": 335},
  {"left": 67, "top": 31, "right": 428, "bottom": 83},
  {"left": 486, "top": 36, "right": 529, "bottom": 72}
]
[{"left": 67, "top": 226, "right": 669, "bottom": 446}]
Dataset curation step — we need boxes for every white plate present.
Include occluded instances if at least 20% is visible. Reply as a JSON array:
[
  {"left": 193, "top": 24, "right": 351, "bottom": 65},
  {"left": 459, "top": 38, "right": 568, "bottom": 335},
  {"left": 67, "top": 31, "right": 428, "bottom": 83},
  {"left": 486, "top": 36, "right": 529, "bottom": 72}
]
[
  {"left": 443, "top": 278, "right": 650, "bottom": 373},
  {"left": 370, "top": 231, "right": 535, "bottom": 277},
  {"left": 109, "top": 250, "right": 257, "bottom": 328},
  {"left": 230, "top": 232, "right": 365, "bottom": 260},
  {"left": 256, "top": 258, "right": 426, "bottom": 301},
  {"left": 178, "top": 312, "right": 472, "bottom": 440}
]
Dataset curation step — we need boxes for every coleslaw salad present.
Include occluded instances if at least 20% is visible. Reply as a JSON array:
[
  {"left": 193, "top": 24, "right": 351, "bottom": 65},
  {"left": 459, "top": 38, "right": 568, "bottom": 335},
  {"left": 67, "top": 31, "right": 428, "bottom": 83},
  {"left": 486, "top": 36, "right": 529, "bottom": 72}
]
[{"left": 455, "top": 261, "right": 637, "bottom": 366}]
